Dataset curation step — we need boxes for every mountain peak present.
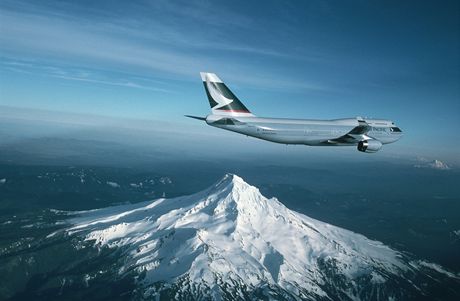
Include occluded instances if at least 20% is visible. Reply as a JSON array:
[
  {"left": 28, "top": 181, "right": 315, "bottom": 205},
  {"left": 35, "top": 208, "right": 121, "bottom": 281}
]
[
  {"left": 215, "top": 173, "right": 251, "bottom": 190},
  {"left": 209, "top": 173, "right": 267, "bottom": 207}
]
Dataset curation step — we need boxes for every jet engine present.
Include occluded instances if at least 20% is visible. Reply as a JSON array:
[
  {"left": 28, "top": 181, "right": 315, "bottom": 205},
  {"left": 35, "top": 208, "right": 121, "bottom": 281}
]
[{"left": 357, "top": 139, "right": 382, "bottom": 153}]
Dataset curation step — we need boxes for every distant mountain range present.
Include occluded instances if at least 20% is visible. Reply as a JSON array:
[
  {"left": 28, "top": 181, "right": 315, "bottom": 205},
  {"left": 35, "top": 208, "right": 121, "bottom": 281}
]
[{"left": 64, "top": 174, "right": 459, "bottom": 300}]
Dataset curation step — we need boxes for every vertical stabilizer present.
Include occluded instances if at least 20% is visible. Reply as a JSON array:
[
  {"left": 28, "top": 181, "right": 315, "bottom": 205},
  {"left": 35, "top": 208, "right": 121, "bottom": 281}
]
[{"left": 200, "top": 72, "right": 254, "bottom": 116}]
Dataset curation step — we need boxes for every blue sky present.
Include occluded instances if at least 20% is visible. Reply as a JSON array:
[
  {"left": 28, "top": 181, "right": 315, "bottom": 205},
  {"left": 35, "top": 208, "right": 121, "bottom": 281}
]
[{"left": 0, "top": 0, "right": 459, "bottom": 162}]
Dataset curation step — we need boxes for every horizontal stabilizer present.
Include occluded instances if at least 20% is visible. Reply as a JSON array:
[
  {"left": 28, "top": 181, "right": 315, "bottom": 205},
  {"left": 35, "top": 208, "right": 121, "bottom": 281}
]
[{"left": 185, "top": 115, "right": 206, "bottom": 121}]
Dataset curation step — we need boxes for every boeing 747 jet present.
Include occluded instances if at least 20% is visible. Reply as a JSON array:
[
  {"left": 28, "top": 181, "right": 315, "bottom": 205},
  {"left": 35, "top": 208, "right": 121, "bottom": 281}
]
[{"left": 186, "top": 72, "right": 402, "bottom": 153}]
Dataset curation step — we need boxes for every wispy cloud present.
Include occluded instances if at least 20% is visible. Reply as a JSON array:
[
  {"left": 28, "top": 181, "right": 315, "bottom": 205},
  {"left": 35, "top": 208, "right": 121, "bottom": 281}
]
[
  {"left": 1, "top": 58, "right": 173, "bottom": 93},
  {"left": 0, "top": 2, "right": 327, "bottom": 92},
  {"left": 53, "top": 74, "right": 171, "bottom": 93}
]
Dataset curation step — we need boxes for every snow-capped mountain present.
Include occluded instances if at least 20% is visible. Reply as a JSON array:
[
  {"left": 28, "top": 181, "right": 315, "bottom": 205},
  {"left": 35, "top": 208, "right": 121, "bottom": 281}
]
[
  {"left": 66, "top": 174, "right": 459, "bottom": 300},
  {"left": 414, "top": 158, "right": 451, "bottom": 170},
  {"left": 428, "top": 159, "right": 450, "bottom": 170}
]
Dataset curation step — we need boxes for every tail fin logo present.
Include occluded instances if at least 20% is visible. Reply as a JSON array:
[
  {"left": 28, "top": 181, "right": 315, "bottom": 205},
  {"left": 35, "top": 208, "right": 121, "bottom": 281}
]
[
  {"left": 201, "top": 72, "right": 252, "bottom": 115},
  {"left": 206, "top": 79, "right": 234, "bottom": 110}
]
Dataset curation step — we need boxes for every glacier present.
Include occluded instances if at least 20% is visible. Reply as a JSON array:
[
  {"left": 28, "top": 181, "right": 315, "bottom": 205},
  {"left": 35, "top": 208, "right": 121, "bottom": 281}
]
[{"left": 64, "top": 174, "right": 459, "bottom": 300}]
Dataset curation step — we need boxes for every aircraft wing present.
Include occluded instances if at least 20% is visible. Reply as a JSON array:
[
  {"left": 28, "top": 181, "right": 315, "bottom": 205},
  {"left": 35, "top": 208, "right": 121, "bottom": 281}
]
[{"left": 326, "top": 121, "right": 372, "bottom": 145}]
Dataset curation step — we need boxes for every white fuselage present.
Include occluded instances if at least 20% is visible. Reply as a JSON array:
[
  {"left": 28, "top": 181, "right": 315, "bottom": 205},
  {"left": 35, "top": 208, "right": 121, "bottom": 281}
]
[{"left": 206, "top": 115, "right": 403, "bottom": 146}]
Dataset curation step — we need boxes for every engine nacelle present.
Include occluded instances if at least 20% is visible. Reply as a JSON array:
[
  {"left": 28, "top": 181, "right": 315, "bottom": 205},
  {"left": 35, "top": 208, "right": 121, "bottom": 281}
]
[{"left": 357, "top": 139, "right": 382, "bottom": 153}]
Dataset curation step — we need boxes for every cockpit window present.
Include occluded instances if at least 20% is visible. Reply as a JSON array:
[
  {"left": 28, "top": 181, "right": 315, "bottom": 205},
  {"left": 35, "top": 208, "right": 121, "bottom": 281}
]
[{"left": 390, "top": 127, "right": 402, "bottom": 132}]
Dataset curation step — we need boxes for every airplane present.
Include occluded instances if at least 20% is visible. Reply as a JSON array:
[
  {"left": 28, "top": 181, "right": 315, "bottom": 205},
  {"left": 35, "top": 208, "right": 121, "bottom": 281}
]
[{"left": 186, "top": 72, "right": 403, "bottom": 153}]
